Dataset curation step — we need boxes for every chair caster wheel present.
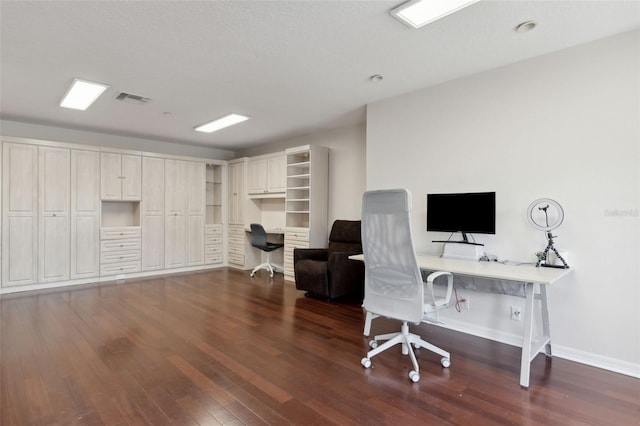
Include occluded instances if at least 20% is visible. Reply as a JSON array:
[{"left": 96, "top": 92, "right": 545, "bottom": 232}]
[
  {"left": 441, "top": 357, "right": 451, "bottom": 368},
  {"left": 361, "top": 357, "right": 371, "bottom": 368},
  {"left": 409, "top": 370, "right": 420, "bottom": 382},
  {"left": 369, "top": 340, "right": 378, "bottom": 349}
]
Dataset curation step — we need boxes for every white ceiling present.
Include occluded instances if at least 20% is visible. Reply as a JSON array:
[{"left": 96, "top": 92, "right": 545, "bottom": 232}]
[{"left": 1, "top": 1, "right": 638, "bottom": 151}]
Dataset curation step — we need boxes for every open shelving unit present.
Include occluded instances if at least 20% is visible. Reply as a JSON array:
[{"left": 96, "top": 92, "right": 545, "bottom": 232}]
[
  {"left": 283, "top": 145, "right": 328, "bottom": 280},
  {"left": 206, "top": 164, "right": 223, "bottom": 225}
]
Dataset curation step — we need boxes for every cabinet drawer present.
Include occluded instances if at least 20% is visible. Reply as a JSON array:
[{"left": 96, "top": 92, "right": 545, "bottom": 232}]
[
  {"left": 101, "top": 238, "right": 142, "bottom": 252},
  {"left": 228, "top": 225, "right": 245, "bottom": 236},
  {"left": 228, "top": 253, "right": 244, "bottom": 266},
  {"left": 205, "top": 245, "right": 222, "bottom": 255},
  {"left": 205, "top": 253, "right": 223, "bottom": 264},
  {"left": 285, "top": 228, "right": 309, "bottom": 242},
  {"left": 228, "top": 236, "right": 244, "bottom": 247},
  {"left": 205, "top": 234, "right": 223, "bottom": 245},
  {"left": 100, "top": 261, "right": 141, "bottom": 276},
  {"left": 228, "top": 245, "right": 244, "bottom": 255},
  {"left": 205, "top": 224, "right": 222, "bottom": 235},
  {"left": 101, "top": 227, "right": 141, "bottom": 240},
  {"left": 101, "top": 250, "right": 141, "bottom": 264}
]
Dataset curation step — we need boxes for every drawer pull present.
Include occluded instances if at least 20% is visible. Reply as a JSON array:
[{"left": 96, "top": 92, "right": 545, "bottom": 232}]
[{"left": 120, "top": 232, "right": 124, "bottom": 235}]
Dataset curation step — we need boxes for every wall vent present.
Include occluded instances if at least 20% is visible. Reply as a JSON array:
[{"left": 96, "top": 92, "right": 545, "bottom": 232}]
[{"left": 115, "top": 92, "right": 151, "bottom": 105}]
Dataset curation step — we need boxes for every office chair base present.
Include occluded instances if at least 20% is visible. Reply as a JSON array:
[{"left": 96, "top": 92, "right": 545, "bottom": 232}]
[
  {"left": 250, "top": 262, "right": 283, "bottom": 278},
  {"left": 361, "top": 321, "right": 450, "bottom": 382}
]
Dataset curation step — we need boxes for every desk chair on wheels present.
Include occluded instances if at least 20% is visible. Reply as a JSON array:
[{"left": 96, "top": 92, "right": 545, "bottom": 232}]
[
  {"left": 360, "top": 188, "right": 454, "bottom": 383},
  {"left": 249, "top": 224, "right": 285, "bottom": 278}
]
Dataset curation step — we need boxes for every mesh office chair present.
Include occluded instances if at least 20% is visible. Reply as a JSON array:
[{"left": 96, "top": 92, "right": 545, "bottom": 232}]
[
  {"left": 249, "top": 224, "right": 285, "bottom": 278},
  {"left": 360, "top": 189, "right": 453, "bottom": 383}
]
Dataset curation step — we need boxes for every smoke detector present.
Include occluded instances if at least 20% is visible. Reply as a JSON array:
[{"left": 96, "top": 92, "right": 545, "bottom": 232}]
[{"left": 115, "top": 92, "right": 151, "bottom": 105}]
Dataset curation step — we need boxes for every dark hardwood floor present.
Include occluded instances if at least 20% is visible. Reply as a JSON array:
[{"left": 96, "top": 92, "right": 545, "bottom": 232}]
[{"left": 1, "top": 268, "right": 638, "bottom": 425}]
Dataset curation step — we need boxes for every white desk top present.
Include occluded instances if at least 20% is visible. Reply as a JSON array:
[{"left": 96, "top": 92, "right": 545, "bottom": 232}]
[
  {"left": 349, "top": 254, "right": 572, "bottom": 286},
  {"left": 244, "top": 227, "right": 285, "bottom": 235}
]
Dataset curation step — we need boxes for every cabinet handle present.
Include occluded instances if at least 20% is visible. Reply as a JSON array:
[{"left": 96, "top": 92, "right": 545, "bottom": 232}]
[
  {"left": 120, "top": 244, "right": 123, "bottom": 247},
  {"left": 52, "top": 214, "right": 56, "bottom": 217},
  {"left": 175, "top": 213, "right": 178, "bottom": 216},
  {"left": 120, "top": 232, "right": 124, "bottom": 235}
]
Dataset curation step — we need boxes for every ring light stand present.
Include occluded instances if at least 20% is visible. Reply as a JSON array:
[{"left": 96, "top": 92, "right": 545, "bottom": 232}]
[{"left": 527, "top": 198, "right": 569, "bottom": 269}]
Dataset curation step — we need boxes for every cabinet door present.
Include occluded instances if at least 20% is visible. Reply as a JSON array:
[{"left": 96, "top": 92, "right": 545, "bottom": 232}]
[
  {"left": 122, "top": 154, "right": 142, "bottom": 200},
  {"left": 71, "top": 150, "right": 100, "bottom": 279},
  {"left": 228, "top": 162, "right": 245, "bottom": 224},
  {"left": 39, "top": 147, "right": 70, "bottom": 282},
  {"left": 247, "top": 158, "right": 267, "bottom": 194},
  {"left": 166, "top": 159, "right": 186, "bottom": 215},
  {"left": 100, "top": 152, "right": 122, "bottom": 200},
  {"left": 142, "top": 157, "right": 165, "bottom": 215},
  {"left": 186, "top": 161, "right": 205, "bottom": 215},
  {"left": 165, "top": 213, "right": 186, "bottom": 268},
  {"left": 142, "top": 214, "right": 165, "bottom": 271},
  {"left": 2, "top": 143, "right": 38, "bottom": 286},
  {"left": 142, "top": 157, "right": 165, "bottom": 271},
  {"left": 186, "top": 214, "right": 204, "bottom": 266},
  {"left": 267, "top": 155, "right": 287, "bottom": 193}
]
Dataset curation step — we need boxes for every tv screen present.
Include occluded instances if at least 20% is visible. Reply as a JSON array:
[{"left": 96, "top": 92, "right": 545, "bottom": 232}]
[{"left": 427, "top": 192, "right": 496, "bottom": 235}]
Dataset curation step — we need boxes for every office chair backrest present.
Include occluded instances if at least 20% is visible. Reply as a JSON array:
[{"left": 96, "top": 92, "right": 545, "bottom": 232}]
[
  {"left": 250, "top": 223, "right": 268, "bottom": 248},
  {"left": 361, "top": 189, "right": 424, "bottom": 323}
]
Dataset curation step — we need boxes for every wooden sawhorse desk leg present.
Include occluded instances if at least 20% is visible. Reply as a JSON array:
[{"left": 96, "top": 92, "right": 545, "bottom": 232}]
[{"left": 520, "top": 282, "right": 552, "bottom": 388}]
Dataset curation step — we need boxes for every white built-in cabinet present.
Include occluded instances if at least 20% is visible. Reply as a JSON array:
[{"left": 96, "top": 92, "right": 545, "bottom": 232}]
[
  {"left": 283, "top": 145, "right": 329, "bottom": 281},
  {"left": 100, "top": 152, "right": 142, "bottom": 200},
  {"left": 227, "top": 159, "right": 247, "bottom": 267},
  {"left": 165, "top": 159, "right": 187, "bottom": 269},
  {"left": 164, "top": 159, "right": 205, "bottom": 268},
  {"left": 38, "top": 146, "right": 70, "bottom": 283},
  {"left": 141, "top": 156, "right": 165, "bottom": 271},
  {"left": 2, "top": 142, "right": 38, "bottom": 286},
  {"left": 228, "top": 160, "right": 245, "bottom": 226},
  {"left": 70, "top": 150, "right": 100, "bottom": 279},
  {"left": 1, "top": 137, "right": 227, "bottom": 291},
  {"left": 247, "top": 153, "right": 286, "bottom": 196},
  {"left": 186, "top": 161, "right": 205, "bottom": 266}
]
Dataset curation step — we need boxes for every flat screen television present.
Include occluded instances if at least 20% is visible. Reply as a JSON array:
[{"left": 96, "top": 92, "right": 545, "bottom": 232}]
[{"left": 427, "top": 192, "right": 496, "bottom": 245}]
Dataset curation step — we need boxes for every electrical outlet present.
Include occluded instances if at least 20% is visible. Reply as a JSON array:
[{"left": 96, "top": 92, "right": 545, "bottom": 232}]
[
  {"left": 464, "top": 297, "right": 470, "bottom": 310},
  {"left": 116, "top": 274, "right": 125, "bottom": 280},
  {"left": 511, "top": 306, "right": 521, "bottom": 321}
]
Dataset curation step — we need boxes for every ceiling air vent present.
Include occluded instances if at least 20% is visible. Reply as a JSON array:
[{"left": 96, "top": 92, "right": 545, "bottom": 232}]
[{"left": 115, "top": 92, "right": 151, "bottom": 105}]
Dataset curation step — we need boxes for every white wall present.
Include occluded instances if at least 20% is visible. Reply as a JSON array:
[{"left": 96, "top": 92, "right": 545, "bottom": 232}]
[
  {"left": 239, "top": 123, "right": 367, "bottom": 231},
  {"left": 366, "top": 30, "right": 639, "bottom": 375},
  {"left": 1, "top": 119, "right": 235, "bottom": 160}
]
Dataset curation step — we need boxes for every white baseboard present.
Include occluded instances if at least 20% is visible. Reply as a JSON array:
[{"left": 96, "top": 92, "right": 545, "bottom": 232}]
[
  {"left": 436, "top": 318, "right": 640, "bottom": 379},
  {"left": 0, "top": 263, "right": 226, "bottom": 295}
]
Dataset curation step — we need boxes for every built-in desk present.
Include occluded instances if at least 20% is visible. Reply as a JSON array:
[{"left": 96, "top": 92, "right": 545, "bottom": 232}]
[
  {"left": 244, "top": 227, "right": 285, "bottom": 235},
  {"left": 350, "top": 254, "right": 572, "bottom": 388}
]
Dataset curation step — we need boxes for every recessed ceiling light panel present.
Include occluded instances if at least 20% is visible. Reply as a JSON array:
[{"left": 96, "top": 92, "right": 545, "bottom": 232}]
[
  {"left": 195, "top": 113, "right": 249, "bottom": 133},
  {"left": 59, "top": 78, "right": 109, "bottom": 110},
  {"left": 390, "top": 0, "right": 480, "bottom": 29}
]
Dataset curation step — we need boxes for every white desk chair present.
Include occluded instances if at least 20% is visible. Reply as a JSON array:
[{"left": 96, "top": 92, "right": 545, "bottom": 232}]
[{"left": 360, "top": 189, "right": 453, "bottom": 383}]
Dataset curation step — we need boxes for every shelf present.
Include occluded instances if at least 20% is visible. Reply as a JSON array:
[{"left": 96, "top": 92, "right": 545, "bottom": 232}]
[
  {"left": 287, "top": 198, "right": 309, "bottom": 202},
  {"left": 287, "top": 161, "right": 310, "bottom": 167},
  {"left": 286, "top": 186, "right": 310, "bottom": 190},
  {"left": 286, "top": 210, "right": 310, "bottom": 214}
]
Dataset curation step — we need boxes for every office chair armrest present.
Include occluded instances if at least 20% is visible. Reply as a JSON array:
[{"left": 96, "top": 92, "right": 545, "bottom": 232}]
[
  {"left": 424, "top": 271, "right": 454, "bottom": 308},
  {"left": 294, "top": 248, "right": 328, "bottom": 264}
]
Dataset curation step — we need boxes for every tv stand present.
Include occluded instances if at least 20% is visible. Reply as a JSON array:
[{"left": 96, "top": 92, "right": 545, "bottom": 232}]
[
  {"left": 432, "top": 240, "right": 484, "bottom": 246},
  {"left": 432, "top": 232, "right": 484, "bottom": 246}
]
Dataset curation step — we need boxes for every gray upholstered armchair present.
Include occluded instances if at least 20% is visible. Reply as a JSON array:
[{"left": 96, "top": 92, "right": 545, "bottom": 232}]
[{"left": 294, "top": 220, "right": 365, "bottom": 301}]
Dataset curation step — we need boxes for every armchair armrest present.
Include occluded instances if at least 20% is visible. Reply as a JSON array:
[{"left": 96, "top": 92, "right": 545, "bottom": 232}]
[
  {"left": 327, "top": 251, "right": 365, "bottom": 298},
  {"left": 294, "top": 248, "right": 328, "bottom": 265}
]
